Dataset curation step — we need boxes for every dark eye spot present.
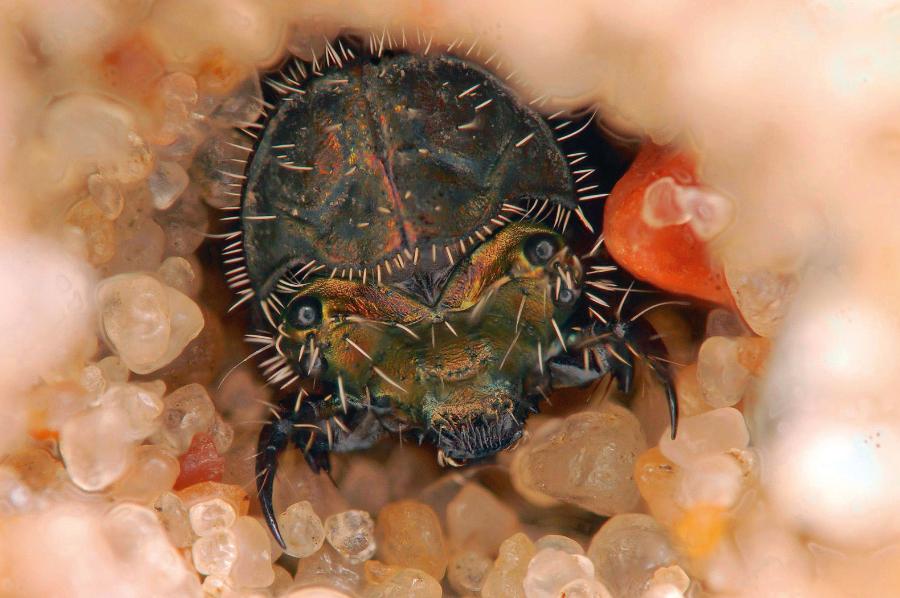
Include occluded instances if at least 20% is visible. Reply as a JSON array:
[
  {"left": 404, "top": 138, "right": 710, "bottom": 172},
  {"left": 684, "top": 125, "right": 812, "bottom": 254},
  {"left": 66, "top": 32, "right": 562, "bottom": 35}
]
[
  {"left": 525, "top": 234, "right": 558, "bottom": 265},
  {"left": 557, "top": 288, "right": 576, "bottom": 305},
  {"left": 285, "top": 297, "right": 322, "bottom": 329}
]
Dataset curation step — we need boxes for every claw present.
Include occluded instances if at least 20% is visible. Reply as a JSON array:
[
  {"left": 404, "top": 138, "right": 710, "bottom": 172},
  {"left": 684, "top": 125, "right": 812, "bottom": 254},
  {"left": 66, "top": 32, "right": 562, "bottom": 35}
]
[
  {"left": 256, "top": 416, "right": 290, "bottom": 549},
  {"left": 548, "top": 312, "right": 680, "bottom": 441},
  {"left": 648, "top": 360, "right": 679, "bottom": 439},
  {"left": 255, "top": 399, "right": 331, "bottom": 549},
  {"left": 666, "top": 379, "right": 679, "bottom": 439}
]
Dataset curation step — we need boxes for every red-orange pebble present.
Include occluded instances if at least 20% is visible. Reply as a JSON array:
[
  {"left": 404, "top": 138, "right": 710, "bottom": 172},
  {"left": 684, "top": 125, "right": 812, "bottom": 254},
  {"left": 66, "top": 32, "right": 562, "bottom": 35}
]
[
  {"left": 603, "top": 144, "right": 733, "bottom": 306},
  {"left": 174, "top": 432, "right": 225, "bottom": 490}
]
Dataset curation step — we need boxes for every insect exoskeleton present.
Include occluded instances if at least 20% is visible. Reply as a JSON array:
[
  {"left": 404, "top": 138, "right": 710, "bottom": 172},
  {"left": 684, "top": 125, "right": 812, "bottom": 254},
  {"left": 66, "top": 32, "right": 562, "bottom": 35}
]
[{"left": 217, "top": 33, "right": 680, "bottom": 547}]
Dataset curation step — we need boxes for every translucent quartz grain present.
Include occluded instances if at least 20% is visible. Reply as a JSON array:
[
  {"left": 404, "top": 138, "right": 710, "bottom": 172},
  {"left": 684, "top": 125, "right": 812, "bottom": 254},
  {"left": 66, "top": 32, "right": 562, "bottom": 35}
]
[
  {"left": 200, "top": 574, "right": 234, "bottom": 597},
  {"left": 209, "top": 413, "right": 234, "bottom": 454},
  {"left": 156, "top": 283, "right": 205, "bottom": 370},
  {"left": 24, "top": 384, "right": 89, "bottom": 444},
  {"left": 189, "top": 498, "right": 236, "bottom": 536},
  {"left": 640, "top": 177, "right": 734, "bottom": 240},
  {"left": 278, "top": 500, "right": 325, "bottom": 558},
  {"left": 696, "top": 336, "right": 752, "bottom": 407},
  {"left": 705, "top": 308, "right": 747, "bottom": 338},
  {"left": 534, "top": 535, "right": 584, "bottom": 555},
  {"left": 59, "top": 403, "right": 134, "bottom": 491},
  {"left": 523, "top": 548, "right": 596, "bottom": 598},
  {"left": 558, "top": 578, "right": 615, "bottom": 598},
  {"left": 361, "top": 561, "right": 442, "bottom": 598},
  {"left": 281, "top": 588, "right": 354, "bottom": 598},
  {"left": 154, "top": 491, "right": 193, "bottom": 548},
  {"left": 88, "top": 173, "right": 125, "bottom": 220},
  {"left": 271, "top": 565, "right": 295, "bottom": 596},
  {"left": 674, "top": 186, "right": 734, "bottom": 241},
  {"left": 735, "top": 336, "right": 771, "bottom": 375},
  {"left": 294, "top": 544, "right": 365, "bottom": 593},
  {"left": 98, "top": 355, "right": 129, "bottom": 383},
  {"left": 658, "top": 408, "right": 750, "bottom": 468},
  {"left": 325, "top": 510, "right": 377, "bottom": 564},
  {"left": 97, "top": 273, "right": 169, "bottom": 372},
  {"left": 65, "top": 198, "right": 116, "bottom": 265},
  {"left": 80, "top": 363, "right": 107, "bottom": 395},
  {"left": 192, "top": 527, "right": 238, "bottom": 576},
  {"left": 177, "top": 481, "right": 250, "bottom": 517},
  {"left": 675, "top": 454, "right": 745, "bottom": 509},
  {"left": 673, "top": 504, "right": 731, "bottom": 561},
  {"left": 103, "top": 503, "right": 201, "bottom": 596},
  {"left": 481, "top": 533, "right": 536, "bottom": 598},
  {"left": 641, "top": 177, "right": 691, "bottom": 227},
  {"left": 39, "top": 93, "right": 154, "bottom": 185},
  {"left": 157, "top": 256, "right": 200, "bottom": 297},
  {"left": 375, "top": 500, "right": 448, "bottom": 579},
  {"left": 270, "top": 527, "right": 285, "bottom": 564},
  {"left": 154, "top": 189, "right": 209, "bottom": 257},
  {"left": 509, "top": 419, "right": 564, "bottom": 509},
  {"left": 634, "top": 448, "right": 683, "bottom": 528},
  {"left": 651, "top": 565, "right": 691, "bottom": 593},
  {"left": 149, "top": 305, "right": 223, "bottom": 390},
  {"left": 208, "top": 74, "right": 265, "bottom": 124},
  {"left": 447, "top": 550, "right": 492, "bottom": 594},
  {"left": 147, "top": 0, "right": 283, "bottom": 87},
  {"left": 281, "top": 451, "right": 352, "bottom": 516},
  {"left": 510, "top": 457, "right": 563, "bottom": 508},
  {"left": 446, "top": 482, "right": 519, "bottom": 555},
  {"left": 106, "top": 201, "right": 167, "bottom": 274},
  {"left": 724, "top": 263, "right": 797, "bottom": 337},
  {"left": 419, "top": 472, "right": 466, "bottom": 524},
  {"left": 108, "top": 130, "right": 155, "bottom": 186},
  {"left": 154, "top": 72, "right": 199, "bottom": 147},
  {"left": 160, "top": 72, "right": 198, "bottom": 106},
  {"left": 159, "top": 383, "right": 216, "bottom": 453},
  {"left": 110, "top": 444, "right": 179, "bottom": 503},
  {"left": 97, "top": 273, "right": 204, "bottom": 374},
  {"left": 230, "top": 516, "right": 275, "bottom": 588},
  {"left": 154, "top": 117, "right": 204, "bottom": 163},
  {"left": 136, "top": 379, "right": 166, "bottom": 397},
  {"left": 61, "top": 224, "right": 89, "bottom": 263},
  {"left": 514, "top": 403, "right": 646, "bottom": 516},
  {"left": 587, "top": 514, "right": 676, "bottom": 598},
  {"left": 673, "top": 364, "right": 712, "bottom": 418},
  {"left": 640, "top": 583, "right": 685, "bottom": 598},
  {"left": 100, "top": 383, "right": 164, "bottom": 441}
]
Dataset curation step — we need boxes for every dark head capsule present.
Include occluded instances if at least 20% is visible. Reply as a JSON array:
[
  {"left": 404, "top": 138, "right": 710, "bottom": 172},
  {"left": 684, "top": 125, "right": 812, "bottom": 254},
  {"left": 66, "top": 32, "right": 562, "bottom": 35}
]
[{"left": 221, "top": 40, "right": 679, "bottom": 547}]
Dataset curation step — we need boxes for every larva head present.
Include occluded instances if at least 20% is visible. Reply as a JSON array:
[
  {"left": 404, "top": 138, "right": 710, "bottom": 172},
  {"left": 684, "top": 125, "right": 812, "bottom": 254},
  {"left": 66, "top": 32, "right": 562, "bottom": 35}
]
[
  {"left": 274, "top": 221, "right": 583, "bottom": 461},
  {"left": 237, "top": 42, "right": 621, "bottom": 551},
  {"left": 238, "top": 51, "right": 577, "bottom": 300}
]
